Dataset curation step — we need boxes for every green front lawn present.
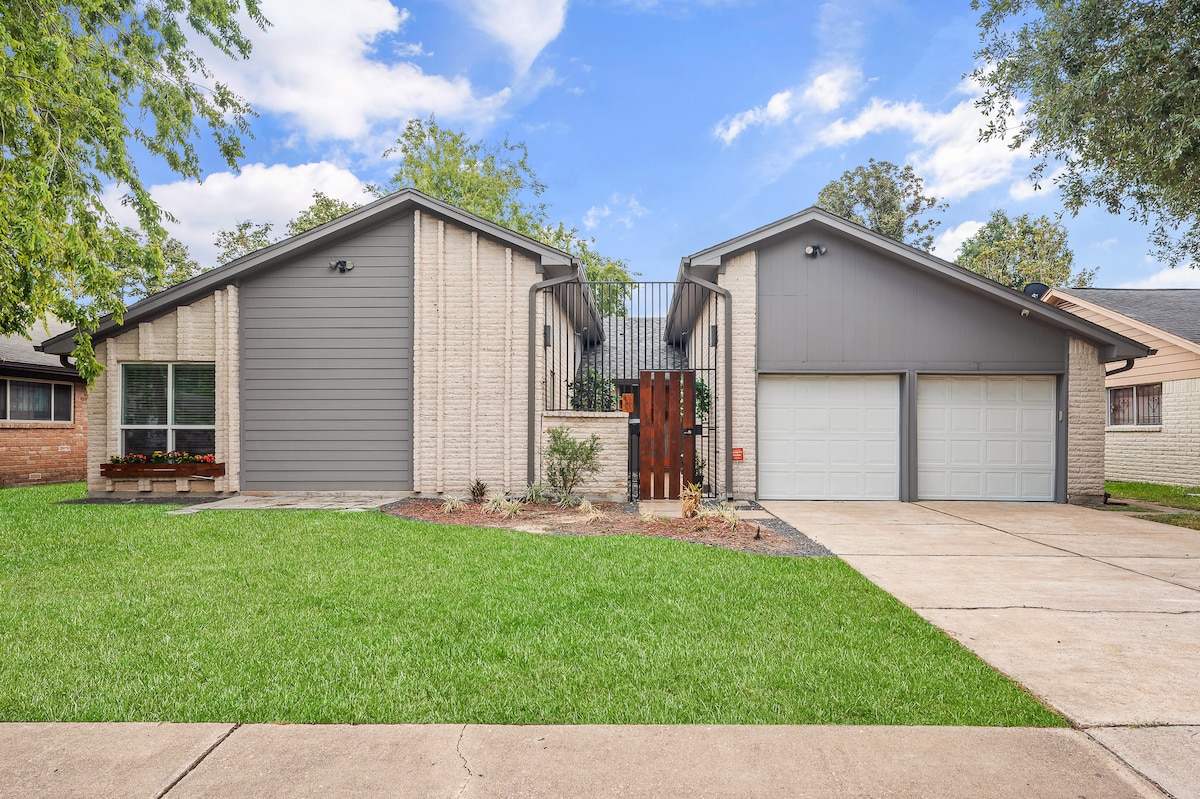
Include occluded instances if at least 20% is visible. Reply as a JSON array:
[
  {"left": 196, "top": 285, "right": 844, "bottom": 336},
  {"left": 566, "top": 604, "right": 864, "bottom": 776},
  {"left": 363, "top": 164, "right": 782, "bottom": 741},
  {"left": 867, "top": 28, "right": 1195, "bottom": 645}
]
[
  {"left": 1107, "top": 480, "right": 1200, "bottom": 511},
  {"left": 0, "top": 483, "right": 1061, "bottom": 726}
]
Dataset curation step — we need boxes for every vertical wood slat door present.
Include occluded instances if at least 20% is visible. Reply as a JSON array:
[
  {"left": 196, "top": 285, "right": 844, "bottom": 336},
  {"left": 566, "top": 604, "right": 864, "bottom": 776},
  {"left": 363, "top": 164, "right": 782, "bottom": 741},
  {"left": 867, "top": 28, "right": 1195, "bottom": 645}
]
[{"left": 638, "top": 370, "right": 695, "bottom": 500}]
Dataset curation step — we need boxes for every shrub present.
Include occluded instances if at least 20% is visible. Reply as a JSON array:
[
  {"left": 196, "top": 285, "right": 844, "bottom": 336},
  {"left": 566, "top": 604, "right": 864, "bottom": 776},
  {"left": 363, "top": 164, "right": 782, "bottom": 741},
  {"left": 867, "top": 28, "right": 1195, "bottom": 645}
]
[
  {"left": 569, "top": 368, "right": 617, "bottom": 412},
  {"left": 469, "top": 479, "right": 488, "bottom": 502},
  {"left": 440, "top": 496, "right": 465, "bottom": 514},
  {"left": 544, "top": 426, "right": 603, "bottom": 497}
]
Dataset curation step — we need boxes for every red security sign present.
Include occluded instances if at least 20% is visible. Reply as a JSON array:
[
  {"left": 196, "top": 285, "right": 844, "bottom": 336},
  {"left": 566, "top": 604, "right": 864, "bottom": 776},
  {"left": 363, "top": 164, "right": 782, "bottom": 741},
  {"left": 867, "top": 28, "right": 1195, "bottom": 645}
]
[{"left": 732, "top": 447, "right": 744, "bottom": 461}]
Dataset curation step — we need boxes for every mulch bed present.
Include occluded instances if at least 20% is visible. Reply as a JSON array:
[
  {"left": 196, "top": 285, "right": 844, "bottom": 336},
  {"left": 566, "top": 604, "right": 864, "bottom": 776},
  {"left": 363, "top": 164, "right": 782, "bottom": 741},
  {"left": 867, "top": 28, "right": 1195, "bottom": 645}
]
[{"left": 381, "top": 499, "right": 832, "bottom": 558}]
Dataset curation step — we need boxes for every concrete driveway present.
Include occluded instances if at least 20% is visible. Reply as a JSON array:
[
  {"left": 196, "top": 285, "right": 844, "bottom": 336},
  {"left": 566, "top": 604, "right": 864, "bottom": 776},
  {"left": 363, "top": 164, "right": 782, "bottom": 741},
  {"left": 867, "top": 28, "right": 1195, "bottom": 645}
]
[{"left": 763, "top": 500, "right": 1200, "bottom": 799}]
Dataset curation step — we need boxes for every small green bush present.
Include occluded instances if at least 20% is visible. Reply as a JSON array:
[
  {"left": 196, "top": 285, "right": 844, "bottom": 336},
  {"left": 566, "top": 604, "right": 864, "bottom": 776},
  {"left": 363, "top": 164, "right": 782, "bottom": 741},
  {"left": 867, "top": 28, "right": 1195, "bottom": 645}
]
[{"left": 544, "top": 426, "right": 603, "bottom": 497}]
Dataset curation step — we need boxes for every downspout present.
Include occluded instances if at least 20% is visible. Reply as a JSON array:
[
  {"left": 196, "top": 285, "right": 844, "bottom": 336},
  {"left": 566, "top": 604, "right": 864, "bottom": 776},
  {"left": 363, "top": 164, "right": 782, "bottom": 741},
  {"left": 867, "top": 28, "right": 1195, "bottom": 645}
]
[
  {"left": 681, "top": 262, "right": 734, "bottom": 500},
  {"left": 528, "top": 263, "right": 586, "bottom": 485},
  {"left": 1105, "top": 359, "right": 1137, "bottom": 377}
]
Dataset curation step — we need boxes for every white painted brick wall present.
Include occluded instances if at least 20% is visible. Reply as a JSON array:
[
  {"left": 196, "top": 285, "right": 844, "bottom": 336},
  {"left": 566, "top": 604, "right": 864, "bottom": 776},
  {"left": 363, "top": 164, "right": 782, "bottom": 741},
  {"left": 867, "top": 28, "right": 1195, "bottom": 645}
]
[
  {"left": 1067, "top": 337, "right": 1106, "bottom": 500},
  {"left": 87, "top": 289, "right": 238, "bottom": 495},
  {"left": 1105, "top": 377, "right": 1200, "bottom": 486},
  {"left": 413, "top": 212, "right": 534, "bottom": 495},
  {"left": 540, "top": 411, "right": 629, "bottom": 500},
  {"left": 719, "top": 252, "right": 758, "bottom": 499}
]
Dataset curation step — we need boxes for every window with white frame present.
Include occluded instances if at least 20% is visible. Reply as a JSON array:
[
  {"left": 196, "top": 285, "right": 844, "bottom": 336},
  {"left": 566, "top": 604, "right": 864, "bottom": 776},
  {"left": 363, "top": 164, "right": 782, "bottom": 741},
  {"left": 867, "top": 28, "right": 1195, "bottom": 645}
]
[
  {"left": 1109, "top": 383, "right": 1162, "bottom": 426},
  {"left": 121, "top": 363, "right": 216, "bottom": 455},
  {"left": 0, "top": 378, "right": 74, "bottom": 422}
]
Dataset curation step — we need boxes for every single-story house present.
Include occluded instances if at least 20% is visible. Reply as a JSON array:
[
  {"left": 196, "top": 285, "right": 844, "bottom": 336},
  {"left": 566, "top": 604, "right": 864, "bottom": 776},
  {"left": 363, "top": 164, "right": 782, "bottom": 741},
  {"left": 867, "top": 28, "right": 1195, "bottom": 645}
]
[
  {"left": 40, "top": 193, "right": 1149, "bottom": 503},
  {"left": 1042, "top": 288, "right": 1200, "bottom": 487},
  {"left": 1, "top": 322, "right": 87, "bottom": 487}
]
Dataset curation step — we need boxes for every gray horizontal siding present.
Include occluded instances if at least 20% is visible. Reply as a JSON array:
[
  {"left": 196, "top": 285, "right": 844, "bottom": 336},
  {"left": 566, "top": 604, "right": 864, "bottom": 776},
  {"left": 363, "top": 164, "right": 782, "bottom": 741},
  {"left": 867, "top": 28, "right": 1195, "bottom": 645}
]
[
  {"left": 239, "top": 213, "right": 414, "bottom": 491},
  {"left": 757, "top": 231, "right": 1067, "bottom": 373}
]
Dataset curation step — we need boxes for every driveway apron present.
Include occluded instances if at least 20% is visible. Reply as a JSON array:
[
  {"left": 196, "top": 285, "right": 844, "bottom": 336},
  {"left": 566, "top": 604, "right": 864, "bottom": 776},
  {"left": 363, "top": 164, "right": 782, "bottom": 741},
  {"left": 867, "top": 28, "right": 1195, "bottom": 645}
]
[{"left": 763, "top": 500, "right": 1200, "bottom": 799}]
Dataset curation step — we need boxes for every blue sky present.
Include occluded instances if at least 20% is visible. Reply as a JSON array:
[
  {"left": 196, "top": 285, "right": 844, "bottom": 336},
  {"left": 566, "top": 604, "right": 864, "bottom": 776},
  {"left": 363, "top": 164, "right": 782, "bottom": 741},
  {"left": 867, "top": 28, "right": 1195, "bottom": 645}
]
[{"left": 116, "top": 0, "right": 1200, "bottom": 287}]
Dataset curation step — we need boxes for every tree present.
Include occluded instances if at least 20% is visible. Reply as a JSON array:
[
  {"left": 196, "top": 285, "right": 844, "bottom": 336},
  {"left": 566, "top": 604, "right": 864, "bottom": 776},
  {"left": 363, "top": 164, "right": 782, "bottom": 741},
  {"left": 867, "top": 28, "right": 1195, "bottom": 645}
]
[
  {"left": 213, "top": 221, "right": 275, "bottom": 264},
  {"left": 0, "top": 1, "right": 268, "bottom": 382},
  {"left": 956, "top": 210, "right": 1096, "bottom": 289},
  {"left": 119, "top": 235, "right": 202, "bottom": 302},
  {"left": 213, "top": 191, "right": 361, "bottom": 263},
  {"left": 815, "top": 159, "right": 946, "bottom": 251},
  {"left": 286, "top": 191, "right": 360, "bottom": 237},
  {"left": 974, "top": 0, "right": 1200, "bottom": 268},
  {"left": 380, "top": 116, "right": 636, "bottom": 314}
]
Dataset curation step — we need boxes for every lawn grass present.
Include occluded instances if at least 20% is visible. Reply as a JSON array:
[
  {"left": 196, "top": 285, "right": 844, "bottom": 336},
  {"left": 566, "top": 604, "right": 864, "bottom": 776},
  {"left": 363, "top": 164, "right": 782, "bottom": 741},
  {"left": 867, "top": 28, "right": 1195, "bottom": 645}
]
[
  {"left": 1107, "top": 480, "right": 1200, "bottom": 511},
  {"left": 0, "top": 483, "right": 1062, "bottom": 726},
  {"left": 1140, "top": 513, "right": 1200, "bottom": 531}
]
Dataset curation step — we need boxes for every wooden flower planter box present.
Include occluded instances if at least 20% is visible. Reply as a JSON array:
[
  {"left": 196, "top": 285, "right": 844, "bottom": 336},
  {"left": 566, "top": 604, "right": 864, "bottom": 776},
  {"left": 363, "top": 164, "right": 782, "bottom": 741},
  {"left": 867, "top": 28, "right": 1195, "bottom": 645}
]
[{"left": 100, "top": 462, "right": 226, "bottom": 479}]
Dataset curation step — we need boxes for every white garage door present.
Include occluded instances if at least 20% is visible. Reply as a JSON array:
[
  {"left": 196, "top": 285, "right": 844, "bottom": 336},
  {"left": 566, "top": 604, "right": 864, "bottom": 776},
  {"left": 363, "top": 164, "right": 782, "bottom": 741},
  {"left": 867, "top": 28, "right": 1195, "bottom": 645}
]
[
  {"left": 758, "top": 375, "right": 900, "bottom": 500},
  {"left": 917, "top": 376, "right": 1056, "bottom": 501}
]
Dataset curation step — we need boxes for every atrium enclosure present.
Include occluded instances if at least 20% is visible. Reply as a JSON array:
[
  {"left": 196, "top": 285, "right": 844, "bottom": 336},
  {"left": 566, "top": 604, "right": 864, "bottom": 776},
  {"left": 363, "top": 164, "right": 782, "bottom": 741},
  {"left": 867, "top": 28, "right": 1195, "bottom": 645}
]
[{"left": 42, "top": 196, "right": 1147, "bottom": 503}]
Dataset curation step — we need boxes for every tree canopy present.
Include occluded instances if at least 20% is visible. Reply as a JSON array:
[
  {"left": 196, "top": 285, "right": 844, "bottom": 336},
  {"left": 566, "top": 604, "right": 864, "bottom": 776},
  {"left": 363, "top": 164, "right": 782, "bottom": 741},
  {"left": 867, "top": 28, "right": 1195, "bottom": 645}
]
[
  {"left": 380, "top": 117, "right": 635, "bottom": 314},
  {"left": 815, "top": 159, "right": 946, "bottom": 251},
  {"left": 974, "top": 0, "right": 1200, "bottom": 268},
  {"left": 119, "top": 235, "right": 201, "bottom": 302},
  {"left": 0, "top": 0, "right": 268, "bottom": 382},
  {"left": 214, "top": 191, "right": 359, "bottom": 263},
  {"left": 956, "top": 210, "right": 1096, "bottom": 289}
]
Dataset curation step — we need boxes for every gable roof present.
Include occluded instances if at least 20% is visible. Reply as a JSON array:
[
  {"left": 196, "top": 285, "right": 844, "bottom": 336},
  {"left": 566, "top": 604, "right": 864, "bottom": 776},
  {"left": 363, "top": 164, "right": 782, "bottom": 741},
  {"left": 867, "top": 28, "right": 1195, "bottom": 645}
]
[
  {"left": 666, "top": 206, "right": 1151, "bottom": 362},
  {"left": 1, "top": 321, "right": 80, "bottom": 379},
  {"left": 40, "top": 188, "right": 580, "bottom": 356},
  {"left": 1050, "top": 288, "right": 1200, "bottom": 346}
]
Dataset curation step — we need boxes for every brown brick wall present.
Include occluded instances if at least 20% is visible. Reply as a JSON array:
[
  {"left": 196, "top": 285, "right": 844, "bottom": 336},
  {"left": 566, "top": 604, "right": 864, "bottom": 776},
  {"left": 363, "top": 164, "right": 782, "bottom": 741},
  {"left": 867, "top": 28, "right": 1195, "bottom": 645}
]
[{"left": 0, "top": 381, "right": 88, "bottom": 487}]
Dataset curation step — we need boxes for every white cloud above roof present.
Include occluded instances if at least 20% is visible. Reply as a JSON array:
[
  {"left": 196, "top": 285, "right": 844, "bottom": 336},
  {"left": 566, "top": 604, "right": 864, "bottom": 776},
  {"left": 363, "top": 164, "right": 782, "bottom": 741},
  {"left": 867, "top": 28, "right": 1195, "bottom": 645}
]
[
  {"left": 456, "top": 0, "right": 568, "bottom": 74},
  {"left": 817, "top": 80, "right": 1028, "bottom": 201},
  {"left": 106, "top": 163, "right": 373, "bottom": 268},
  {"left": 932, "top": 219, "right": 984, "bottom": 259},
  {"left": 1119, "top": 267, "right": 1200, "bottom": 288},
  {"left": 714, "top": 67, "right": 862, "bottom": 146},
  {"left": 200, "top": 0, "right": 514, "bottom": 143}
]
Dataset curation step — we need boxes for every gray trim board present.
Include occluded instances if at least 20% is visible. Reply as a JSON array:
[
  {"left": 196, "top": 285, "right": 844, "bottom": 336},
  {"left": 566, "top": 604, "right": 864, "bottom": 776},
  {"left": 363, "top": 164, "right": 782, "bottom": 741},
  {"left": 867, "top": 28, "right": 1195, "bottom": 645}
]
[{"left": 1056, "top": 368, "right": 1069, "bottom": 504}]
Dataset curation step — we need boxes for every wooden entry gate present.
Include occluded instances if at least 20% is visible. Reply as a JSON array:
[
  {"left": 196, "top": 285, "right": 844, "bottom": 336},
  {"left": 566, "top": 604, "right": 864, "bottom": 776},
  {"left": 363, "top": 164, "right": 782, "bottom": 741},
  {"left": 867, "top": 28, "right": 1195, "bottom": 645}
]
[{"left": 638, "top": 370, "right": 696, "bottom": 500}]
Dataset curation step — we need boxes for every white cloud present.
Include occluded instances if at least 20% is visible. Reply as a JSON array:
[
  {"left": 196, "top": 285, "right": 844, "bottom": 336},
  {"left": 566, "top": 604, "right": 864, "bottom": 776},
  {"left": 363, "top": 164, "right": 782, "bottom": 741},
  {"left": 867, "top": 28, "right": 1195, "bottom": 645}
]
[
  {"left": 932, "top": 219, "right": 984, "bottom": 259},
  {"left": 1119, "top": 267, "right": 1200, "bottom": 288},
  {"left": 817, "top": 79, "right": 1028, "bottom": 200},
  {"left": 714, "top": 67, "right": 861, "bottom": 146},
  {"left": 1009, "top": 165, "right": 1065, "bottom": 201},
  {"left": 106, "top": 163, "right": 373, "bottom": 267},
  {"left": 201, "top": 0, "right": 510, "bottom": 142},
  {"left": 583, "top": 193, "right": 649, "bottom": 230},
  {"left": 458, "top": 0, "right": 568, "bottom": 74}
]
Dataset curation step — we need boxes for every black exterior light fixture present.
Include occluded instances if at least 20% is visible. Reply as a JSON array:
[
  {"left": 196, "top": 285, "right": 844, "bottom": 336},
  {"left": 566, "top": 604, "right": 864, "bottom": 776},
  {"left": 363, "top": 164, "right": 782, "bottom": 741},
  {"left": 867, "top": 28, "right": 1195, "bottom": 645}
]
[
  {"left": 329, "top": 259, "right": 354, "bottom": 273},
  {"left": 804, "top": 244, "right": 827, "bottom": 258}
]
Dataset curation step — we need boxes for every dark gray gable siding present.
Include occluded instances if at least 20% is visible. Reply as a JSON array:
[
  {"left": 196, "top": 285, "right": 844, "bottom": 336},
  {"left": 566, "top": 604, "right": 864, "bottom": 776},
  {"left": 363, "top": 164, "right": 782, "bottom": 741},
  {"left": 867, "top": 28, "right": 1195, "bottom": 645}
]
[
  {"left": 757, "top": 229, "right": 1067, "bottom": 373},
  {"left": 239, "top": 214, "right": 414, "bottom": 490}
]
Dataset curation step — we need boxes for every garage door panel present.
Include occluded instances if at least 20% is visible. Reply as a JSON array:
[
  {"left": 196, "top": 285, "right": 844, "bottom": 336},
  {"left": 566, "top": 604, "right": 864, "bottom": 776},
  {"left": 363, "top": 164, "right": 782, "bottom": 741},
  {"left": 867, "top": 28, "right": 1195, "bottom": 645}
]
[
  {"left": 1022, "top": 408, "right": 1055, "bottom": 434},
  {"left": 986, "top": 440, "right": 1019, "bottom": 465},
  {"left": 758, "top": 375, "right": 899, "bottom": 500},
  {"left": 1021, "top": 440, "right": 1054, "bottom": 467},
  {"left": 986, "top": 408, "right": 1019, "bottom": 433},
  {"left": 950, "top": 439, "right": 983, "bottom": 465},
  {"left": 951, "top": 408, "right": 984, "bottom": 433},
  {"left": 918, "top": 375, "right": 1055, "bottom": 501}
]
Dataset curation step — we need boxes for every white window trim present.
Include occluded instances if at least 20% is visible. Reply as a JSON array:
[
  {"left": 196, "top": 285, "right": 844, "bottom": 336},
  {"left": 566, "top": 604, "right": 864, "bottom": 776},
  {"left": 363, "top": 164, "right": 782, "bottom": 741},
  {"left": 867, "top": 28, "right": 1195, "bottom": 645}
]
[
  {"left": 0, "top": 376, "right": 74, "bottom": 423},
  {"left": 1108, "top": 383, "right": 1163, "bottom": 427},
  {"left": 119, "top": 362, "right": 216, "bottom": 453}
]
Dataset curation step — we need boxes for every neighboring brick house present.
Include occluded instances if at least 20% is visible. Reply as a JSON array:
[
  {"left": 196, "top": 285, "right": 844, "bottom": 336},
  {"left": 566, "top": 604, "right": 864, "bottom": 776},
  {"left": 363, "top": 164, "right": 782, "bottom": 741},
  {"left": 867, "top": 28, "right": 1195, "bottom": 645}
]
[
  {"left": 1, "top": 323, "right": 87, "bottom": 487},
  {"left": 1043, "top": 288, "right": 1200, "bottom": 487},
  {"left": 39, "top": 193, "right": 1148, "bottom": 503}
]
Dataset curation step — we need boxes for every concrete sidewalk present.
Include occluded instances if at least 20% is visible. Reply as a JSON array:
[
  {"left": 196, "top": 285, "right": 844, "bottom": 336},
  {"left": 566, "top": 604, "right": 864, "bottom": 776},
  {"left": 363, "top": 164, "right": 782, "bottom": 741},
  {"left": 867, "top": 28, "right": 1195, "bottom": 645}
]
[
  {"left": 0, "top": 723, "right": 1165, "bottom": 799},
  {"left": 765, "top": 500, "right": 1200, "bottom": 799}
]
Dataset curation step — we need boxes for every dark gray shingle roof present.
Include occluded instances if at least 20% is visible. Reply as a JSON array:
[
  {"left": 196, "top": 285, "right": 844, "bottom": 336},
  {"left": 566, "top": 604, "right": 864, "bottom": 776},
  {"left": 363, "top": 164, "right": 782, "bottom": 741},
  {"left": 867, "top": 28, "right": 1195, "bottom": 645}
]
[
  {"left": 1, "top": 321, "right": 77, "bottom": 375},
  {"left": 1059, "top": 288, "right": 1200, "bottom": 345},
  {"left": 579, "top": 317, "right": 686, "bottom": 382}
]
